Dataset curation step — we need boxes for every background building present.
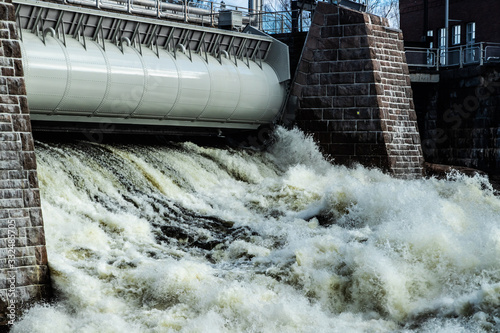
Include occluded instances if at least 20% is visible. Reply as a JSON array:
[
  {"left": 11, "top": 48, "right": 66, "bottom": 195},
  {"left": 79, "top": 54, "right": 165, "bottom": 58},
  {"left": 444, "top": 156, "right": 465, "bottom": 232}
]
[
  {"left": 400, "top": 0, "right": 500, "bottom": 47},
  {"left": 399, "top": 0, "right": 500, "bottom": 178}
]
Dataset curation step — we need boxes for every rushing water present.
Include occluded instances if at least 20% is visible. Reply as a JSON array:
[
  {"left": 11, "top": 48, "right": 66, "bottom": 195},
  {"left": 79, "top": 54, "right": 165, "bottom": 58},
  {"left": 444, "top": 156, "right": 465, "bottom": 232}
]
[{"left": 11, "top": 127, "right": 500, "bottom": 333}]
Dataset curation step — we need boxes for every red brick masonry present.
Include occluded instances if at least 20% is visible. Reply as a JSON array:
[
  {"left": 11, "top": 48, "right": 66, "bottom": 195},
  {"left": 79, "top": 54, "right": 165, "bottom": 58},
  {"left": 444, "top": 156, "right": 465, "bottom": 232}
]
[
  {"left": 0, "top": 0, "right": 50, "bottom": 327},
  {"left": 290, "top": 2, "right": 424, "bottom": 178}
]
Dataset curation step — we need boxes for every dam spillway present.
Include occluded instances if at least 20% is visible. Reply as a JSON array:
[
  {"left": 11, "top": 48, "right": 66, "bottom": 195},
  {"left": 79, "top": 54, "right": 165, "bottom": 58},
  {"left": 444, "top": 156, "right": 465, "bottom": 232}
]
[
  {"left": 15, "top": 0, "right": 289, "bottom": 131},
  {"left": 9, "top": 129, "right": 500, "bottom": 332},
  {"left": 1, "top": 0, "right": 432, "bottom": 327}
]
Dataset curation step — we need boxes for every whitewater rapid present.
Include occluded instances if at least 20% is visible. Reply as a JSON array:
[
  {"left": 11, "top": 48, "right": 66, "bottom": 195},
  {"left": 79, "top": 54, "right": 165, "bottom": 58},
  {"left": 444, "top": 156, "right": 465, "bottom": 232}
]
[{"left": 11, "top": 127, "right": 500, "bottom": 332}]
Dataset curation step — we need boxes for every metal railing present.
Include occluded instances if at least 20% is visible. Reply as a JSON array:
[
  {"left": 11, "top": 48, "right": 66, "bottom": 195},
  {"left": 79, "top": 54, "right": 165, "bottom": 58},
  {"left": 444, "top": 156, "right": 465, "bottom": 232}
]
[
  {"left": 406, "top": 42, "right": 500, "bottom": 70},
  {"left": 64, "top": 0, "right": 265, "bottom": 28},
  {"left": 329, "top": 0, "right": 367, "bottom": 11},
  {"left": 258, "top": 10, "right": 310, "bottom": 34},
  {"left": 58, "top": 0, "right": 316, "bottom": 34}
]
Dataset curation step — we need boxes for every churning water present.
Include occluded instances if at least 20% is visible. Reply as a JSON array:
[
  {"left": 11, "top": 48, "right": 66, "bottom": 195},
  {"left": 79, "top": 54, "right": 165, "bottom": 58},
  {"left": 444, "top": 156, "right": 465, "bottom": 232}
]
[{"left": 11, "top": 127, "right": 500, "bottom": 332}]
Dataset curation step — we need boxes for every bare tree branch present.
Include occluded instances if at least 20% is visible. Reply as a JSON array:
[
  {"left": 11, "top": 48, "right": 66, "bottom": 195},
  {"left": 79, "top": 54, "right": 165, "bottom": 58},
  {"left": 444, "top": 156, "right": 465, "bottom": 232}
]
[{"left": 368, "top": 0, "right": 399, "bottom": 28}]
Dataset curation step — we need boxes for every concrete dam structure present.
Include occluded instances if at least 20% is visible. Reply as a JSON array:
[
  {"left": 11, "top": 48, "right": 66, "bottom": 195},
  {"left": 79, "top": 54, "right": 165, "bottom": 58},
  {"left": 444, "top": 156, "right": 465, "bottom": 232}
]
[
  {"left": 1, "top": 0, "right": 425, "bottom": 328},
  {"left": 16, "top": 0, "right": 289, "bottom": 133}
]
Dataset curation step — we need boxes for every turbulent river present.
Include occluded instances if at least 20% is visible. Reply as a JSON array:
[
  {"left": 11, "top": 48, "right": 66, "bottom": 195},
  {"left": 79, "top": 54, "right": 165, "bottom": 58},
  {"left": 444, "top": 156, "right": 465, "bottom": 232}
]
[{"left": 11, "top": 127, "right": 500, "bottom": 333}]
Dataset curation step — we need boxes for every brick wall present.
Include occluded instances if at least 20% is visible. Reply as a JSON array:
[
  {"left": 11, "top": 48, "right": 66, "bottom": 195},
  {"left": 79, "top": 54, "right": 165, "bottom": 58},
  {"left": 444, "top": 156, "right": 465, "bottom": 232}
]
[
  {"left": 400, "top": 0, "right": 500, "bottom": 45},
  {"left": 414, "top": 65, "right": 500, "bottom": 173},
  {"left": 0, "top": 0, "right": 50, "bottom": 328},
  {"left": 289, "top": 2, "right": 424, "bottom": 178}
]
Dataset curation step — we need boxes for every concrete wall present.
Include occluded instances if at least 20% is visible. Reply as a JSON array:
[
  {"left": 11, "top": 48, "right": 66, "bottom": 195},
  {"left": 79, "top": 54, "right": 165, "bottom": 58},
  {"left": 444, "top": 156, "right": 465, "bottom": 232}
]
[
  {"left": 0, "top": 0, "right": 50, "bottom": 328},
  {"left": 287, "top": 2, "right": 424, "bottom": 178}
]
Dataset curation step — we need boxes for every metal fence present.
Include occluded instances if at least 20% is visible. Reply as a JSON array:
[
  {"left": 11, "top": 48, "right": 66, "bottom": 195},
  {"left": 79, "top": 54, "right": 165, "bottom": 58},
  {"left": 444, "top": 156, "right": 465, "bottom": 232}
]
[
  {"left": 64, "top": 0, "right": 262, "bottom": 28},
  {"left": 406, "top": 42, "right": 500, "bottom": 70},
  {"left": 60, "top": 0, "right": 322, "bottom": 34}
]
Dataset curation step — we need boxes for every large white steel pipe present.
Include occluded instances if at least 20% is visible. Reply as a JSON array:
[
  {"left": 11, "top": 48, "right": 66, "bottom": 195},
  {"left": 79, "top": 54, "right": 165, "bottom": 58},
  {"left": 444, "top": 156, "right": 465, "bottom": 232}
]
[{"left": 20, "top": 32, "right": 285, "bottom": 129}]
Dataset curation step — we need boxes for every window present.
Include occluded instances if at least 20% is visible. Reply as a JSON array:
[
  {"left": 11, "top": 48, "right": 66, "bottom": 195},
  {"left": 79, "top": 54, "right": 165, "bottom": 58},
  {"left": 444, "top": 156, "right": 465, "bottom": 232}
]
[
  {"left": 466, "top": 22, "right": 477, "bottom": 63},
  {"left": 466, "top": 22, "right": 476, "bottom": 44},
  {"left": 439, "top": 28, "right": 447, "bottom": 65},
  {"left": 427, "top": 30, "right": 434, "bottom": 65},
  {"left": 452, "top": 25, "right": 461, "bottom": 45},
  {"left": 439, "top": 28, "right": 446, "bottom": 48}
]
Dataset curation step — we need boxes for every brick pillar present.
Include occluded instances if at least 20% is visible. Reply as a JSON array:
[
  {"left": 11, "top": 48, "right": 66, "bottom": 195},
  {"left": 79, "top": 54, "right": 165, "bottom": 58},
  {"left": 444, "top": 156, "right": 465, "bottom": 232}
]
[
  {"left": 0, "top": 0, "right": 50, "bottom": 328},
  {"left": 289, "top": 2, "right": 424, "bottom": 178}
]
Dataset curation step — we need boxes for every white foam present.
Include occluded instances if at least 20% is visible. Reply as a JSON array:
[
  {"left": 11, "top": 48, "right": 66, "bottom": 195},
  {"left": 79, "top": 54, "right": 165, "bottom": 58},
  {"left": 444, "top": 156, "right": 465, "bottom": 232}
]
[{"left": 13, "top": 128, "right": 500, "bottom": 332}]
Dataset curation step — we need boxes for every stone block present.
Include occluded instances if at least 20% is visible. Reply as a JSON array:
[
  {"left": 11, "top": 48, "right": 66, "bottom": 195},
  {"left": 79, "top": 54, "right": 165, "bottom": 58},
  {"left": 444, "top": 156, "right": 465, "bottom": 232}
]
[
  {"left": 0, "top": 158, "right": 21, "bottom": 170},
  {"left": 35, "top": 245, "right": 48, "bottom": 265},
  {"left": 294, "top": 72, "right": 307, "bottom": 85},
  {"left": 301, "top": 96, "right": 332, "bottom": 109},
  {"left": 326, "top": 85, "right": 337, "bottom": 96},
  {"left": 0, "top": 189, "right": 21, "bottom": 199},
  {"left": 7, "top": 170, "right": 24, "bottom": 180},
  {"left": 1, "top": 40, "right": 20, "bottom": 58},
  {"left": 297, "top": 108, "right": 323, "bottom": 120},
  {"left": 8, "top": 23, "right": 18, "bottom": 40},
  {"left": 357, "top": 119, "right": 382, "bottom": 131},
  {"left": 329, "top": 143, "right": 355, "bottom": 155},
  {"left": 1, "top": 67, "right": 13, "bottom": 77},
  {"left": 19, "top": 132, "right": 34, "bottom": 151},
  {"left": 306, "top": 73, "right": 320, "bottom": 85},
  {"left": 29, "top": 208, "right": 43, "bottom": 227},
  {"left": 12, "top": 114, "right": 31, "bottom": 132},
  {"left": 312, "top": 12, "right": 324, "bottom": 26},
  {"left": 303, "top": 85, "right": 326, "bottom": 97},
  {"left": 339, "top": 8, "right": 366, "bottom": 25},
  {"left": 323, "top": 109, "right": 343, "bottom": 120},
  {"left": 356, "top": 95, "right": 380, "bottom": 108},
  {"left": 0, "top": 4, "right": 9, "bottom": 21},
  {"left": 370, "top": 83, "right": 384, "bottom": 96},
  {"left": 343, "top": 24, "right": 367, "bottom": 37},
  {"left": 356, "top": 143, "right": 388, "bottom": 155},
  {"left": 337, "top": 84, "right": 369, "bottom": 96},
  {"left": 26, "top": 226, "right": 45, "bottom": 247},
  {"left": 13, "top": 59, "right": 24, "bottom": 77},
  {"left": 333, "top": 96, "right": 354, "bottom": 108},
  {"left": 342, "top": 59, "right": 373, "bottom": 72},
  {"left": 0, "top": 95, "right": 19, "bottom": 104},
  {"left": 6, "top": 77, "right": 26, "bottom": 96},
  {"left": 321, "top": 73, "right": 355, "bottom": 85},
  {"left": 309, "top": 62, "right": 329, "bottom": 74},
  {"left": 320, "top": 26, "right": 335, "bottom": 38},
  {"left": 329, "top": 120, "right": 357, "bottom": 131},
  {"left": 325, "top": 14, "right": 339, "bottom": 26},
  {"left": 0, "top": 113, "right": 10, "bottom": 124},
  {"left": 313, "top": 49, "right": 338, "bottom": 62},
  {"left": 339, "top": 47, "right": 372, "bottom": 61},
  {"left": 316, "top": 131, "right": 332, "bottom": 144},
  {"left": 21, "top": 151, "right": 37, "bottom": 171},
  {"left": 319, "top": 37, "right": 340, "bottom": 49},
  {"left": 23, "top": 188, "right": 40, "bottom": 208},
  {"left": 343, "top": 108, "right": 372, "bottom": 119},
  {"left": 340, "top": 36, "right": 362, "bottom": 49},
  {"left": 300, "top": 120, "right": 329, "bottom": 132}
]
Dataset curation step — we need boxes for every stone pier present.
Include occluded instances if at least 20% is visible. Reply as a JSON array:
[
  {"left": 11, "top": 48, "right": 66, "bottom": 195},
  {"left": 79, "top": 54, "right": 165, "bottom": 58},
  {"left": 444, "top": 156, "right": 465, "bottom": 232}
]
[
  {"left": 0, "top": 0, "right": 50, "bottom": 328},
  {"left": 287, "top": 2, "right": 424, "bottom": 178}
]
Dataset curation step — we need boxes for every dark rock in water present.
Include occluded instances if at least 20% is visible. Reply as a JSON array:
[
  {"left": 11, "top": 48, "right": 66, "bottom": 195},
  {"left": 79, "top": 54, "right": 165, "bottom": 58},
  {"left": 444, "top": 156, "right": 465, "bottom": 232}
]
[{"left": 424, "top": 162, "right": 487, "bottom": 179}]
